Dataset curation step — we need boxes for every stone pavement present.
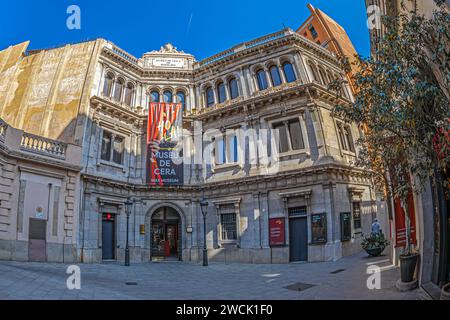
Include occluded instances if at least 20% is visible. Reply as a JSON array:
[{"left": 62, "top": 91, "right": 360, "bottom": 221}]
[{"left": 0, "top": 252, "right": 430, "bottom": 300}]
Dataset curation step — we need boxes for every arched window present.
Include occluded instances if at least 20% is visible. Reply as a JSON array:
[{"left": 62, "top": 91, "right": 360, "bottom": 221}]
[
  {"left": 206, "top": 87, "right": 215, "bottom": 107},
  {"left": 318, "top": 69, "right": 328, "bottom": 85},
  {"left": 113, "top": 78, "right": 124, "bottom": 101},
  {"left": 341, "top": 78, "right": 350, "bottom": 99},
  {"left": 228, "top": 78, "right": 240, "bottom": 100},
  {"left": 282, "top": 62, "right": 297, "bottom": 83},
  {"left": 256, "top": 69, "right": 268, "bottom": 91},
  {"left": 150, "top": 91, "right": 160, "bottom": 103},
  {"left": 217, "top": 81, "right": 227, "bottom": 104},
  {"left": 163, "top": 90, "right": 173, "bottom": 103},
  {"left": 124, "top": 83, "right": 134, "bottom": 106},
  {"left": 103, "top": 72, "right": 114, "bottom": 97},
  {"left": 176, "top": 91, "right": 186, "bottom": 109},
  {"left": 269, "top": 65, "right": 282, "bottom": 87},
  {"left": 309, "top": 64, "right": 320, "bottom": 83},
  {"left": 327, "top": 71, "right": 334, "bottom": 84}
]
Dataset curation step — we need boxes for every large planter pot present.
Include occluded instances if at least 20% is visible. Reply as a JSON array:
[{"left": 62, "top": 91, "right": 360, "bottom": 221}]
[
  {"left": 399, "top": 253, "right": 419, "bottom": 283},
  {"left": 364, "top": 246, "right": 385, "bottom": 257},
  {"left": 441, "top": 283, "right": 450, "bottom": 300}
]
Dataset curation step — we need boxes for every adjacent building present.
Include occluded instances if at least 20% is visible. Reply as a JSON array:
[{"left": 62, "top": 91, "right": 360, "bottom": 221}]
[
  {"left": 297, "top": 4, "right": 360, "bottom": 94},
  {"left": 365, "top": 0, "right": 450, "bottom": 297},
  {"left": 0, "top": 26, "right": 381, "bottom": 264}
]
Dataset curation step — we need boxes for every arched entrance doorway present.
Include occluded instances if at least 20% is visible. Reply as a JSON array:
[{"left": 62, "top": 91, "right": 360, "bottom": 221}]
[{"left": 151, "top": 206, "right": 182, "bottom": 261}]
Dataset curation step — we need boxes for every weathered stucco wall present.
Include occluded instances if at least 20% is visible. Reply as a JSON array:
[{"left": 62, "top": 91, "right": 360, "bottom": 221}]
[{"left": 0, "top": 40, "right": 102, "bottom": 144}]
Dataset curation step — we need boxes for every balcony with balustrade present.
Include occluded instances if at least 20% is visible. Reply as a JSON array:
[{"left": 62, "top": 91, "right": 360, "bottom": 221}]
[{"left": 0, "top": 119, "right": 82, "bottom": 170}]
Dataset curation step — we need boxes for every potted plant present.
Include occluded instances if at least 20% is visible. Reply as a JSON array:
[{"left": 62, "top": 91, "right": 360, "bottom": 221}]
[{"left": 362, "top": 233, "right": 390, "bottom": 257}]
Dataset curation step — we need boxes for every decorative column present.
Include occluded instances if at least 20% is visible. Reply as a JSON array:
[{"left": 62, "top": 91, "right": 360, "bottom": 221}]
[
  {"left": 265, "top": 67, "right": 273, "bottom": 88},
  {"left": 294, "top": 52, "right": 311, "bottom": 84},
  {"left": 277, "top": 61, "right": 287, "bottom": 84},
  {"left": 224, "top": 78, "right": 231, "bottom": 101}
]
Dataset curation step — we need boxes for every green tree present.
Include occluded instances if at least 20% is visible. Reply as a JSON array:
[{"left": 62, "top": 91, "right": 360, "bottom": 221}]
[{"left": 331, "top": 5, "right": 449, "bottom": 255}]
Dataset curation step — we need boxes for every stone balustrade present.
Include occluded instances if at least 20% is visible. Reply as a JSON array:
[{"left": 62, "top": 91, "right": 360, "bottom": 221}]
[
  {"left": 20, "top": 133, "right": 67, "bottom": 159},
  {"left": 199, "top": 29, "right": 292, "bottom": 67},
  {"left": 110, "top": 46, "right": 139, "bottom": 64}
]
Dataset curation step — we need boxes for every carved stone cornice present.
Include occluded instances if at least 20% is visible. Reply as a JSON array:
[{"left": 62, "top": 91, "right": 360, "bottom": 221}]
[{"left": 90, "top": 96, "right": 146, "bottom": 131}]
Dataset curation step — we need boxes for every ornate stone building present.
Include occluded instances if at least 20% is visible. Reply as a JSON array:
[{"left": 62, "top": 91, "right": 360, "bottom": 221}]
[{"left": 0, "top": 28, "right": 382, "bottom": 264}]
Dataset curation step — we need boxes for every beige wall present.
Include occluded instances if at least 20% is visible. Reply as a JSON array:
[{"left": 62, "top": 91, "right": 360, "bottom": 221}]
[{"left": 0, "top": 40, "right": 103, "bottom": 144}]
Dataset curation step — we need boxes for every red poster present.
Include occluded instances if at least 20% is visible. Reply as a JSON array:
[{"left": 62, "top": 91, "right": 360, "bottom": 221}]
[
  {"left": 269, "top": 218, "right": 285, "bottom": 247},
  {"left": 394, "top": 192, "right": 417, "bottom": 248},
  {"left": 147, "top": 102, "right": 184, "bottom": 186}
]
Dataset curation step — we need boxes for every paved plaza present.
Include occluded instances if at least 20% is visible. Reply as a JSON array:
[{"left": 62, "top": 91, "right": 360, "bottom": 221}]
[{"left": 0, "top": 252, "right": 429, "bottom": 300}]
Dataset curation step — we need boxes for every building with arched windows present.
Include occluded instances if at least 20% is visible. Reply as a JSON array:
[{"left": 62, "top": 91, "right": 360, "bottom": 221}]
[{"left": 0, "top": 27, "right": 384, "bottom": 264}]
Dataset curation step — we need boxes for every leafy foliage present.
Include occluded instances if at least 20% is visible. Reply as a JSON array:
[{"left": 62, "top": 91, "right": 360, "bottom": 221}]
[
  {"left": 331, "top": 8, "right": 450, "bottom": 202},
  {"left": 329, "top": 6, "right": 449, "bottom": 255},
  {"left": 362, "top": 233, "right": 390, "bottom": 250}
]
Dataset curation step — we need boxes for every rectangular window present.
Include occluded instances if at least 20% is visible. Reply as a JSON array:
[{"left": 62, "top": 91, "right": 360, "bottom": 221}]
[
  {"left": 341, "top": 212, "right": 352, "bottom": 241},
  {"left": 337, "top": 122, "right": 355, "bottom": 153},
  {"left": 353, "top": 202, "right": 362, "bottom": 230},
  {"left": 273, "top": 119, "right": 305, "bottom": 153},
  {"left": 219, "top": 204, "right": 238, "bottom": 241},
  {"left": 101, "top": 130, "right": 124, "bottom": 165},
  {"left": 344, "top": 127, "right": 355, "bottom": 152},
  {"left": 216, "top": 135, "right": 239, "bottom": 165},
  {"left": 289, "top": 206, "right": 307, "bottom": 217},
  {"left": 101, "top": 131, "right": 112, "bottom": 161},
  {"left": 112, "top": 136, "right": 124, "bottom": 165},
  {"left": 216, "top": 137, "right": 226, "bottom": 165},
  {"left": 229, "top": 135, "right": 238, "bottom": 163},
  {"left": 309, "top": 25, "right": 318, "bottom": 39},
  {"left": 273, "top": 122, "right": 289, "bottom": 153},
  {"left": 337, "top": 124, "right": 347, "bottom": 151},
  {"left": 289, "top": 119, "right": 305, "bottom": 150}
]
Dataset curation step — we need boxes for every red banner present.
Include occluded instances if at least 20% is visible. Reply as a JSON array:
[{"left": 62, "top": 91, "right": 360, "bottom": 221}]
[
  {"left": 269, "top": 218, "right": 285, "bottom": 246},
  {"left": 394, "top": 192, "right": 417, "bottom": 248},
  {"left": 147, "top": 102, "right": 184, "bottom": 186}
]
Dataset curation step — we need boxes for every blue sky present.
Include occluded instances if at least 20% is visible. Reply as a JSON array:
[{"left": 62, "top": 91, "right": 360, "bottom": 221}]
[{"left": 0, "top": 0, "right": 370, "bottom": 60}]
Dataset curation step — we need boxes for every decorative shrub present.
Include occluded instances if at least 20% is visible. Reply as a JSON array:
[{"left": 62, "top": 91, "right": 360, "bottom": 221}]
[{"left": 361, "top": 233, "right": 390, "bottom": 250}]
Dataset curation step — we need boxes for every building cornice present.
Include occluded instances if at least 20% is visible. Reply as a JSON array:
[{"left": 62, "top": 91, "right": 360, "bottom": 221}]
[{"left": 81, "top": 163, "right": 372, "bottom": 196}]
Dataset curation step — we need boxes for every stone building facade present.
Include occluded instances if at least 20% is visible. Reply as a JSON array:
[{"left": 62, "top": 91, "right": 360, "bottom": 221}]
[{"left": 0, "top": 28, "right": 382, "bottom": 264}]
